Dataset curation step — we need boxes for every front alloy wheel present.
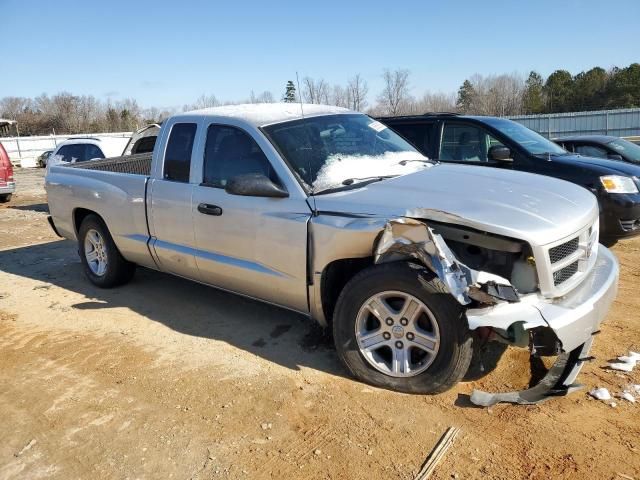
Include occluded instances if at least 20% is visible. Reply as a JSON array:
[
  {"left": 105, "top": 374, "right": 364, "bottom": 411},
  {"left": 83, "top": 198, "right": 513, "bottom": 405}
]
[
  {"left": 333, "top": 262, "right": 473, "bottom": 394},
  {"left": 355, "top": 291, "right": 440, "bottom": 377}
]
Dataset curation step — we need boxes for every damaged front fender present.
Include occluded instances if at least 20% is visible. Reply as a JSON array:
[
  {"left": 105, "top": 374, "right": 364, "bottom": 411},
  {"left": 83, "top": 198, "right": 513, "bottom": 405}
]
[{"left": 373, "top": 218, "right": 519, "bottom": 306}]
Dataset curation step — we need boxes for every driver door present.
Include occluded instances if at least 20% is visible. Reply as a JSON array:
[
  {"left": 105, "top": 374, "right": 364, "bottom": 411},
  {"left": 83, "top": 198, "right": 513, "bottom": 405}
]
[{"left": 191, "top": 123, "right": 310, "bottom": 313}]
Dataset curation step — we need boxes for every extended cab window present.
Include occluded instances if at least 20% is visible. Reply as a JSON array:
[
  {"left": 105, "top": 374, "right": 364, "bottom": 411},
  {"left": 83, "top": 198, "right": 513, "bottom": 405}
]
[
  {"left": 203, "top": 125, "right": 274, "bottom": 188},
  {"left": 439, "top": 123, "right": 503, "bottom": 162},
  {"left": 164, "top": 123, "right": 196, "bottom": 182}
]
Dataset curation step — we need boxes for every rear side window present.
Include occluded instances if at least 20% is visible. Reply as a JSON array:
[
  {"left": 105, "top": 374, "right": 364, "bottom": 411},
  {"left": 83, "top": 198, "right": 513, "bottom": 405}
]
[
  {"left": 575, "top": 144, "right": 608, "bottom": 159},
  {"left": 56, "top": 144, "right": 86, "bottom": 162},
  {"left": 164, "top": 123, "right": 197, "bottom": 182},
  {"left": 203, "top": 125, "right": 274, "bottom": 188},
  {"left": 85, "top": 144, "right": 105, "bottom": 161},
  {"left": 55, "top": 144, "right": 105, "bottom": 163},
  {"left": 388, "top": 123, "right": 433, "bottom": 155}
]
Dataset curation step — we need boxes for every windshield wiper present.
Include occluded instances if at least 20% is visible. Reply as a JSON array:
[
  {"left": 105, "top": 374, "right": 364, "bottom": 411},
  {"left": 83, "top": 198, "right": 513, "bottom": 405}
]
[
  {"left": 398, "top": 159, "right": 435, "bottom": 165},
  {"left": 342, "top": 175, "right": 397, "bottom": 186}
]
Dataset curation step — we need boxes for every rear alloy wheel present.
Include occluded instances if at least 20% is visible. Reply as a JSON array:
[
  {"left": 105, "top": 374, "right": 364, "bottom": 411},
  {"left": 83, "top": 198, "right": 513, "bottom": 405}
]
[
  {"left": 333, "top": 262, "right": 473, "bottom": 394},
  {"left": 78, "top": 214, "right": 135, "bottom": 288},
  {"left": 84, "top": 228, "right": 109, "bottom": 277}
]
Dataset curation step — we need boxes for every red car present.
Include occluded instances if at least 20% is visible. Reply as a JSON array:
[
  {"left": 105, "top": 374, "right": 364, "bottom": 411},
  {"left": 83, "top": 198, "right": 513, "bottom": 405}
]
[{"left": 0, "top": 142, "right": 15, "bottom": 202}]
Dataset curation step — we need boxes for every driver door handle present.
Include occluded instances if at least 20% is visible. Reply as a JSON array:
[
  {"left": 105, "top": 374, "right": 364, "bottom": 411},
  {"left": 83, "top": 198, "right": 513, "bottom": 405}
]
[{"left": 197, "top": 203, "right": 223, "bottom": 216}]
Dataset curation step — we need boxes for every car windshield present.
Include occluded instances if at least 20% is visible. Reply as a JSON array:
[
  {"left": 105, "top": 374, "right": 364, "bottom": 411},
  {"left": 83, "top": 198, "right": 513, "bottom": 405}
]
[
  {"left": 263, "top": 114, "right": 430, "bottom": 193},
  {"left": 607, "top": 138, "right": 640, "bottom": 162},
  {"left": 483, "top": 118, "right": 567, "bottom": 156}
]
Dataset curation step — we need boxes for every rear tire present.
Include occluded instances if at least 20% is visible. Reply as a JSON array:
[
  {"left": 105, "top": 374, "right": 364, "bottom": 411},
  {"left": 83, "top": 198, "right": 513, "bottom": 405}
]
[
  {"left": 78, "top": 214, "right": 135, "bottom": 288},
  {"left": 333, "top": 262, "right": 473, "bottom": 394},
  {"left": 0, "top": 194, "right": 12, "bottom": 203}
]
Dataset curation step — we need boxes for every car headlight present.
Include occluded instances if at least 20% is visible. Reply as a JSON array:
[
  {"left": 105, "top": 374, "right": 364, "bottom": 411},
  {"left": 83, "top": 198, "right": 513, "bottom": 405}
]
[{"left": 600, "top": 175, "right": 639, "bottom": 194}]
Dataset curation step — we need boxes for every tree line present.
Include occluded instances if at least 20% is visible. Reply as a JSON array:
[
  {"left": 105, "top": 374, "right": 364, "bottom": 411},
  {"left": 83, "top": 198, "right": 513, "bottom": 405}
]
[{"left": 2, "top": 63, "right": 639, "bottom": 136}]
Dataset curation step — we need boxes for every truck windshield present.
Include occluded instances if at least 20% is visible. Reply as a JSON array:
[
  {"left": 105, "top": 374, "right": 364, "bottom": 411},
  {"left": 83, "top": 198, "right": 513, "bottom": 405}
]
[
  {"left": 263, "top": 114, "right": 430, "bottom": 193},
  {"left": 483, "top": 118, "right": 567, "bottom": 156},
  {"left": 607, "top": 138, "right": 640, "bottom": 163}
]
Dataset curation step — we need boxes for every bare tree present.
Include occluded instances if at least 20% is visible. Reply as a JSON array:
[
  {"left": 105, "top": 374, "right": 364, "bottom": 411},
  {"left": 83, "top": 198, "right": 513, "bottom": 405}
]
[
  {"left": 249, "top": 90, "right": 274, "bottom": 103},
  {"left": 377, "top": 69, "right": 412, "bottom": 115},
  {"left": 410, "top": 91, "right": 457, "bottom": 113},
  {"left": 183, "top": 94, "right": 220, "bottom": 111},
  {"left": 463, "top": 73, "right": 525, "bottom": 116},
  {"left": 347, "top": 74, "right": 369, "bottom": 111},
  {"left": 302, "top": 77, "right": 330, "bottom": 104},
  {"left": 331, "top": 85, "right": 349, "bottom": 108},
  {"left": 0, "top": 97, "right": 31, "bottom": 119}
]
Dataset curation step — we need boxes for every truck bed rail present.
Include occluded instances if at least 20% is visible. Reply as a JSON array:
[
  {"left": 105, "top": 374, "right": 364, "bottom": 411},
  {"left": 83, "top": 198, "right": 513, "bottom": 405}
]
[{"left": 68, "top": 153, "right": 152, "bottom": 176}]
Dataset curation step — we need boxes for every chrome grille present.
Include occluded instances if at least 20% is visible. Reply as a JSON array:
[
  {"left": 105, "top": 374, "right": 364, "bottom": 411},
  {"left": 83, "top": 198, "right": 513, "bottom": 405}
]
[
  {"left": 620, "top": 219, "right": 640, "bottom": 232},
  {"left": 537, "top": 218, "right": 599, "bottom": 297},
  {"left": 553, "top": 260, "right": 579, "bottom": 285},
  {"left": 548, "top": 237, "right": 579, "bottom": 264}
]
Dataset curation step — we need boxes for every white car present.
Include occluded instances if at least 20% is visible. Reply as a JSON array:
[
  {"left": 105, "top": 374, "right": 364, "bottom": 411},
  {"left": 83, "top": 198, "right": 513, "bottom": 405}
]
[{"left": 48, "top": 137, "right": 129, "bottom": 169}]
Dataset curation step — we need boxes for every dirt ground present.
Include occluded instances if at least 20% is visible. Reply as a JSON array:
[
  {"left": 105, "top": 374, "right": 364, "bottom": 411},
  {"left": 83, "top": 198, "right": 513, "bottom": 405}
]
[{"left": 0, "top": 168, "right": 638, "bottom": 480}]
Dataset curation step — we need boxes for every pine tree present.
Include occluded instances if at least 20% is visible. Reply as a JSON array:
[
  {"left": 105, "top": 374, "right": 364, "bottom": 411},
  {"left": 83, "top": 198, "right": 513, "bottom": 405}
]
[
  {"left": 283, "top": 81, "right": 297, "bottom": 103},
  {"left": 456, "top": 80, "right": 476, "bottom": 114},
  {"left": 544, "top": 70, "right": 574, "bottom": 112},
  {"left": 522, "top": 71, "right": 545, "bottom": 114}
]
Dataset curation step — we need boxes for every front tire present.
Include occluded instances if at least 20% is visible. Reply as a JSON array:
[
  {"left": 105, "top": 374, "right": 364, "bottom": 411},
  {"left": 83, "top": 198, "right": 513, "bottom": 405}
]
[
  {"left": 0, "top": 194, "right": 12, "bottom": 203},
  {"left": 78, "top": 214, "right": 135, "bottom": 288},
  {"left": 333, "top": 262, "right": 473, "bottom": 394}
]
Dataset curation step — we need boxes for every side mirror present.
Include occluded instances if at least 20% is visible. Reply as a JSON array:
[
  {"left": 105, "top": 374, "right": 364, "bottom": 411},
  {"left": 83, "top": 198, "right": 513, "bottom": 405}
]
[
  {"left": 225, "top": 173, "right": 289, "bottom": 198},
  {"left": 488, "top": 145, "right": 513, "bottom": 162},
  {"left": 607, "top": 153, "right": 624, "bottom": 161}
]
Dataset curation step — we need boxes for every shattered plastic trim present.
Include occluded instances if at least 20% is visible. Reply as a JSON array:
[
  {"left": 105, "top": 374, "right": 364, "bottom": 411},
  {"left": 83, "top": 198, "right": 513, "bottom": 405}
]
[{"left": 373, "top": 218, "right": 519, "bottom": 305}]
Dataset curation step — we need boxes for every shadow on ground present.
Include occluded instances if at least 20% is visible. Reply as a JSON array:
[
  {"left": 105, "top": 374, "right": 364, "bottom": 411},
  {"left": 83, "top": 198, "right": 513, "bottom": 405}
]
[
  {"left": 0, "top": 239, "right": 344, "bottom": 379},
  {"left": 8, "top": 203, "right": 49, "bottom": 213}
]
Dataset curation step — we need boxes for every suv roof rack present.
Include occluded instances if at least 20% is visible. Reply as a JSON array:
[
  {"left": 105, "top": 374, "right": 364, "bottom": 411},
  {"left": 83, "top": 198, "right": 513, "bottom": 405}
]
[
  {"left": 422, "top": 112, "right": 460, "bottom": 116},
  {"left": 65, "top": 136, "right": 102, "bottom": 141}
]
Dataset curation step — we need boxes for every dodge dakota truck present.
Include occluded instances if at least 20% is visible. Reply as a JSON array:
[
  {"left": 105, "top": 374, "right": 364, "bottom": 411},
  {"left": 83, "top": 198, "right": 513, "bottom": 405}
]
[{"left": 46, "top": 104, "right": 619, "bottom": 405}]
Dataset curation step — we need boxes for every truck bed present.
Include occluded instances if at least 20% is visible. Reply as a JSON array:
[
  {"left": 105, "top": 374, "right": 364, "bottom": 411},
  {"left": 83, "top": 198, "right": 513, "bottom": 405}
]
[
  {"left": 47, "top": 154, "right": 156, "bottom": 269},
  {"left": 68, "top": 152, "right": 152, "bottom": 176}
]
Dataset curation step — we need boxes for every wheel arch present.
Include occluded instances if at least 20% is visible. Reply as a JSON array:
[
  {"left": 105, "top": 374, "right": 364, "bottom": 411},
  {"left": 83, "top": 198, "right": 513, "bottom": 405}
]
[
  {"left": 319, "top": 256, "right": 375, "bottom": 326},
  {"left": 73, "top": 207, "right": 104, "bottom": 237}
]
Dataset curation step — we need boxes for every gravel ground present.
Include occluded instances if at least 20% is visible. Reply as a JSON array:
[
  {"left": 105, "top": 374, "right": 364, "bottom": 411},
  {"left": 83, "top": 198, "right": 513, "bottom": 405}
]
[{"left": 0, "top": 168, "right": 639, "bottom": 479}]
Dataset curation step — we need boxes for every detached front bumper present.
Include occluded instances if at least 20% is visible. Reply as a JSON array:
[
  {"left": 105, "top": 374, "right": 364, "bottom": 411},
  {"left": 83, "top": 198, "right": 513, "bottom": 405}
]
[
  {"left": 466, "top": 246, "right": 619, "bottom": 405},
  {"left": 467, "top": 246, "right": 618, "bottom": 353}
]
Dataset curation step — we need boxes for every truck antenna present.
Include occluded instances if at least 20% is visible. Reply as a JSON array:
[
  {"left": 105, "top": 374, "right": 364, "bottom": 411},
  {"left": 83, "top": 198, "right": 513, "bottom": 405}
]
[{"left": 295, "top": 72, "right": 304, "bottom": 117}]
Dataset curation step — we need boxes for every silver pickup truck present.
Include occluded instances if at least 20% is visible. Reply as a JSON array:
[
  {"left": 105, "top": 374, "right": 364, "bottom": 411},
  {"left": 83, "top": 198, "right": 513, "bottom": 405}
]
[{"left": 46, "top": 104, "right": 619, "bottom": 405}]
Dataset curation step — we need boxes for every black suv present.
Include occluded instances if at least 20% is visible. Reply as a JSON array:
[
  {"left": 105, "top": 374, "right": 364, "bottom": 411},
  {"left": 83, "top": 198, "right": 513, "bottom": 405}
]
[{"left": 378, "top": 113, "right": 640, "bottom": 244}]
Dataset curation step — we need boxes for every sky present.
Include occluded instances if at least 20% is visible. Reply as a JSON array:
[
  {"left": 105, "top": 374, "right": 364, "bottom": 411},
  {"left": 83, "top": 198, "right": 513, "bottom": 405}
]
[{"left": 2, "top": 0, "right": 639, "bottom": 109}]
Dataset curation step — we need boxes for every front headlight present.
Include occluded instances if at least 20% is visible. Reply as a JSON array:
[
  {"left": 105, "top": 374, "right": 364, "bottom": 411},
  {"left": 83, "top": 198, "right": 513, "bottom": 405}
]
[{"left": 600, "top": 175, "right": 639, "bottom": 194}]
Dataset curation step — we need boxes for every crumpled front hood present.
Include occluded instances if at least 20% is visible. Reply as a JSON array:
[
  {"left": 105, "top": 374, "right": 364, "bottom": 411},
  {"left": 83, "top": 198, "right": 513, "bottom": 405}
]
[{"left": 313, "top": 163, "right": 598, "bottom": 246}]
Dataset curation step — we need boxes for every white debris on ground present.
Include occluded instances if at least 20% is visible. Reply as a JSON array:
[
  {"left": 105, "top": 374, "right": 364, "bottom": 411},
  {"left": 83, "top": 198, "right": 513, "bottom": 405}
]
[
  {"left": 608, "top": 350, "right": 640, "bottom": 372},
  {"left": 591, "top": 351, "right": 640, "bottom": 405},
  {"left": 618, "top": 391, "right": 636, "bottom": 403},
  {"left": 589, "top": 388, "right": 612, "bottom": 401},
  {"left": 609, "top": 362, "right": 635, "bottom": 372}
]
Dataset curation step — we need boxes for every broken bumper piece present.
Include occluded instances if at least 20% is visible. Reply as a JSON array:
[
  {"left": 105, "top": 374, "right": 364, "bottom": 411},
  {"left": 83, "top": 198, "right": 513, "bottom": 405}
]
[{"left": 469, "top": 247, "right": 619, "bottom": 406}]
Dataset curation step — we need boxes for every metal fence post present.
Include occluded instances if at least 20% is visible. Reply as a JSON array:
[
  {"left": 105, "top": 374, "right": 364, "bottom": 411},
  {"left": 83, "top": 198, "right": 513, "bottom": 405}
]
[
  {"left": 605, "top": 111, "right": 609, "bottom": 135},
  {"left": 15, "top": 123, "right": 22, "bottom": 160}
]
